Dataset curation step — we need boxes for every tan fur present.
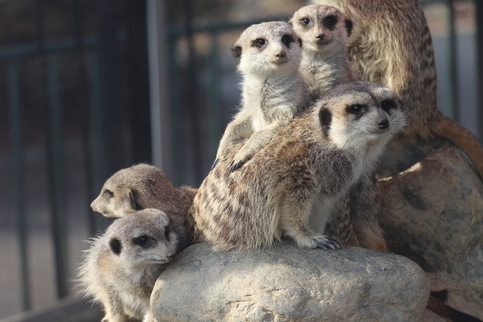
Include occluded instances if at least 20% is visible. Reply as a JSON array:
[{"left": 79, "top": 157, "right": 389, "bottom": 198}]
[
  {"left": 91, "top": 163, "right": 196, "bottom": 223},
  {"left": 290, "top": 4, "right": 356, "bottom": 101},
  {"left": 77, "top": 209, "right": 189, "bottom": 322},
  {"left": 190, "top": 82, "right": 405, "bottom": 251},
  {"left": 313, "top": 0, "right": 483, "bottom": 180},
  {"left": 214, "top": 21, "right": 308, "bottom": 171}
]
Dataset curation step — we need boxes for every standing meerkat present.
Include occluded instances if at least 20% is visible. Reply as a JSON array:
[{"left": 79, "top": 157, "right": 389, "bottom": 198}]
[
  {"left": 91, "top": 163, "right": 196, "bottom": 222},
  {"left": 290, "top": 4, "right": 356, "bottom": 101},
  {"left": 190, "top": 82, "right": 405, "bottom": 251},
  {"left": 313, "top": 0, "right": 483, "bottom": 179},
  {"left": 290, "top": 4, "right": 387, "bottom": 252},
  {"left": 214, "top": 21, "right": 308, "bottom": 172},
  {"left": 77, "top": 208, "right": 190, "bottom": 322}
]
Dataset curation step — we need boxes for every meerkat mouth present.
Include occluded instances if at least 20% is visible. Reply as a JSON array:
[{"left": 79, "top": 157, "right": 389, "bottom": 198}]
[{"left": 270, "top": 58, "right": 288, "bottom": 65}]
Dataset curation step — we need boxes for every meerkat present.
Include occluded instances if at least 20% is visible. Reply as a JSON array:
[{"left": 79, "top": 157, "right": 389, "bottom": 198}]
[
  {"left": 312, "top": 0, "right": 483, "bottom": 180},
  {"left": 288, "top": 4, "right": 387, "bottom": 252},
  {"left": 78, "top": 208, "right": 190, "bottom": 322},
  {"left": 213, "top": 21, "right": 308, "bottom": 172},
  {"left": 189, "top": 81, "right": 405, "bottom": 251},
  {"left": 290, "top": 4, "right": 356, "bottom": 101},
  {"left": 91, "top": 163, "right": 196, "bottom": 222}
]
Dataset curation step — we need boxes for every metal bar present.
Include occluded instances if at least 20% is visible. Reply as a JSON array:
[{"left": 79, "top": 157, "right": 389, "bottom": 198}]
[
  {"left": 8, "top": 60, "right": 31, "bottom": 310},
  {"left": 47, "top": 54, "right": 68, "bottom": 299},
  {"left": 208, "top": 31, "right": 221, "bottom": 160},
  {"left": 146, "top": 0, "right": 173, "bottom": 174},
  {"left": 445, "top": 0, "right": 459, "bottom": 121},
  {"left": 476, "top": 0, "right": 483, "bottom": 141}
]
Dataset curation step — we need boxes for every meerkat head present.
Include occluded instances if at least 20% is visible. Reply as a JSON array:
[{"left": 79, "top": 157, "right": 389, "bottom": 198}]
[
  {"left": 105, "top": 208, "right": 178, "bottom": 265},
  {"left": 317, "top": 81, "right": 406, "bottom": 151},
  {"left": 290, "top": 4, "right": 352, "bottom": 54},
  {"left": 91, "top": 164, "right": 175, "bottom": 218},
  {"left": 232, "top": 21, "right": 302, "bottom": 77}
]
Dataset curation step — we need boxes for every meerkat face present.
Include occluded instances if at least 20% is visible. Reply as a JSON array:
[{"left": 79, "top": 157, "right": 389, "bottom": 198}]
[
  {"left": 317, "top": 82, "right": 406, "bottom": 150},
  {"left": 290, "top": 4, "right": 351, "bottom": 54},
  {"left": 91, "top": 178, "right": 140, "bottom": 218},
  {"left": 233, "top": 21, "right": 302, "bottom": 77},
  {"left": 106, "top": 209, "right": 177, "bottom": 265}
]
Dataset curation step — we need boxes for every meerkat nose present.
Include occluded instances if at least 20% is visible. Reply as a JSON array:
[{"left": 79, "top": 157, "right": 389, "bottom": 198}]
[
  {"left": 167, "top": 253, "right": 176, "bottom": 260},
  {"left": 377, "top": 119, "right": 389, "bottom": 129},
  {"left": 275, "top": 51, "right": 286, "bottom": 58},
  {"left": 316, "top": 34, "right": 325, "bottom": 39}
]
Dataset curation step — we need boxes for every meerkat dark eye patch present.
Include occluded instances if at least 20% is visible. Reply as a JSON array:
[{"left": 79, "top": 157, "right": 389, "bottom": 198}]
[
  {"left": 381, "top": 99, "right": 397, "bottom": 112},
  {"left": 232, "top": 45, "right": 242, "bottom": 62},
  {"left": 281, "top": 34, "right": 293, "bottom": 47},
  {"left": 253, "top": 38, "right": 266, "bottom": 48},
  {"left": 346, "top": 104, "right": 367, "bottom": 115},
  {"left": 133, "top": 235, "right": 153, "bottom": 248},
  {"left": 103, "top": 189, "right": 113, "bottom": 199},
  {"left": 109, "top": 237, "right": 122, "bottom": 255},
  {"left": 323, "top": 15, "right": 338, "bottom": 29},
  {"left": 164, "top": 225, "right": 171, "bottom": 241},
  {"left": 345, "top": 19, "right": 353, "bottom": 37},
  {"left": 319, "top": 107, "right": 332, "bottom": 138}
]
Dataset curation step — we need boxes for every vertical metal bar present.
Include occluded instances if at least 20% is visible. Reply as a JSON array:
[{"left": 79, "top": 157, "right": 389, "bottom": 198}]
[
  {"left": 47, "top": 54, "right": 68, "bottom": 299},
  {"left": 146, "top": 0, "right": 173, "bottom": 176},
  {"left": 476, "top": 0, "right": 483, "bottom": 141},
  {"left": 208, "top": 31, "right": 221, "bottom": 160},
  {"left": 445, "top": 0, "right": 459, "bottom": 121},
  {"left": 8, "top": 60, "right": 31, "bottom": 310}
]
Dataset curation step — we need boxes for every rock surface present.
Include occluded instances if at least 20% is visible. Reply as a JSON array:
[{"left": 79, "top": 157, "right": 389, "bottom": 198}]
[
  {"left": 378, "top": 142, "right": 483, "bottom": 319},
  {"left": 150, "top": 243, "right": 429, "bottom": 322}
]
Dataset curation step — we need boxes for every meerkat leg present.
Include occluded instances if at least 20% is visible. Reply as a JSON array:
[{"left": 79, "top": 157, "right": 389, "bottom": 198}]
[
  {"left": 229, "top": 122, "right": 286, "bottom": 172},
  {"left": 214, "top": 116, "right": 253, "bottom": 167},
  {"left": 280, "top": 196, "right": 340, "bottom": 250},
  {"left": 103, "top": 296, "right": 130, "bottom": 322}
]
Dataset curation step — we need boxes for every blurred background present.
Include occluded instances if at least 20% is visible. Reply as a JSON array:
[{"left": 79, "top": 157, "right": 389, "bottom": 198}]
[{"left": 0, "top": 0, "right": 481, "bottom": 320}]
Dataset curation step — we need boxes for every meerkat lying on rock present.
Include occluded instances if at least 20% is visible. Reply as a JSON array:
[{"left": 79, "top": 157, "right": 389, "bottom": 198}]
[
  {"left": 214, "top": 21, "right": 308, "bottom": 172},
  {"left": 78, "top": 208, "right": 189, "bottom": 322},
  {"left": 91, "top": 163, "right": 196, "bottom": 223},
  {"left": 190, "top": 82, "right": 405, "bottom": 251}
]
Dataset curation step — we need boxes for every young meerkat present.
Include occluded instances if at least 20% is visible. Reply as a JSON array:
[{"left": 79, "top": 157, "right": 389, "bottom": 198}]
[
  {"left": 214, "top": 21, "right": 308, "bottom": 172},
  {"left": 190, "top": 82, "right": 406, "bottom": 251},
  {"left": 290, "top": 4, "right": 356, "bottom": 101},
  {"left": 313, "top": 0, "right": 483, "bottom": 179},
  {"left": 91, "top": 163, "right": 196, "bottom": 222},
  {"left": 78, "top": 208, "right": 190, "bottom": 322}
]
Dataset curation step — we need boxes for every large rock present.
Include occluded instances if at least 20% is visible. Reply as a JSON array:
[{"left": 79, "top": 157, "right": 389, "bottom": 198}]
[
  {"left": 379, "top": 142, "right": 483, "bottom": 318},
  {"left": 150, "top": 243, "right": 429, "bottom": 321}
]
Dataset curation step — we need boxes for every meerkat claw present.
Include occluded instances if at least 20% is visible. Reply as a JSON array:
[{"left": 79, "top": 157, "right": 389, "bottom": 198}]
[
  {"left": 228, "top": 160, "right": 245, "bottom": 172},
  {"left": 211, "top": 158, "right": 219, "bottom": 170}
]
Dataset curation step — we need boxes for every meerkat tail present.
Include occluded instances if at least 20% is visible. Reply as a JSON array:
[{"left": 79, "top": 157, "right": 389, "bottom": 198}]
[
  {"left": 429, "top": 111, "right": 483, "bottom": 181},
  {"left": 426, "top": 294, "right": 482, "bottom": 322}
]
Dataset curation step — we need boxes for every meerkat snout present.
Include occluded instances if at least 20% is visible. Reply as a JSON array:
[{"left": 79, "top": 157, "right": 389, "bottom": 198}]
[{"left": 378, "top": 118, "right": 389, "bottom": 129}]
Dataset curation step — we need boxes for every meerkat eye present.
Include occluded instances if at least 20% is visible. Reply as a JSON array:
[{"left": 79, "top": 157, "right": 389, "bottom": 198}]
[
  {"left": 324, "top": 15, "right": 337, "bottom": 28},
  {"left": 347, "top": 104, "right": 367, "bottom": 115},
  {"left": 164, "top": 225, "right": 171, "bottom": 241},
  {"left": 281, "top": 34, "right": 293, "bottom": 46},
  {"left": 253, "top": 38, "right": 266, "bottom": 47},
  {"left": 381, "top": 99, "right": 397, "bottom": 112},
  {"left": 133, "top": 235, "right": 153, "bottom": 247},
  {"left": 103, "top": 189, "right": 113, "bottom": 199},
  {"left": 300, "top": 17, "right": 310, "bottom": 26}
]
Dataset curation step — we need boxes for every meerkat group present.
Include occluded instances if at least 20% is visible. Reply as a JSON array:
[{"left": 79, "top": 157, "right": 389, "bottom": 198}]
[{"left": 77, "top": 2, "right": 483, "bottom": 321}]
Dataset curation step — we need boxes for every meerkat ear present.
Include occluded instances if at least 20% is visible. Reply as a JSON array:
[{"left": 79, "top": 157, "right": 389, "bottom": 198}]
[
  {"left": 298, "top": 37, "right": 303, "bottom": 48},
  {"left": 232, "top": 45, "right": 242, "bottom": 62},
  {"left": 319, "top": 106, "right": 332, "bottom": 138},
  {"left": 129, "top": 189, "right": 142, "bottom": 211},
  {"left": 345, "top": 19, "right": 353, "bottom": 37},
  {"left": 109, "top": 237, "right": 122, "bottom": 255}
]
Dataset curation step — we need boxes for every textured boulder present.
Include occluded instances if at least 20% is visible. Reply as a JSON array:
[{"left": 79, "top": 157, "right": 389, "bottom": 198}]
[
  {"left": 150, "top": 243, "right": 429, "bottom": 322},
  {"left": 379, "top": 141, "right": 483, "bottom": 318}
]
